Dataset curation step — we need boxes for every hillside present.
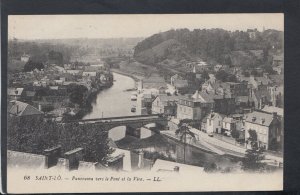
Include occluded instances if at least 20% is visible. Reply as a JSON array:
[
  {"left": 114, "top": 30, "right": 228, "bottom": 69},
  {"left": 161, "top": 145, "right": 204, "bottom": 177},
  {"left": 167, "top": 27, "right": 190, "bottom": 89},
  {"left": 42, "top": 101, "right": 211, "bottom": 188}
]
[
  {"left": 133, "top": 28, "right": 283, "bottom": 69},
  {"left": 134, "top": 39, "right": 191, "bottom": 65}
]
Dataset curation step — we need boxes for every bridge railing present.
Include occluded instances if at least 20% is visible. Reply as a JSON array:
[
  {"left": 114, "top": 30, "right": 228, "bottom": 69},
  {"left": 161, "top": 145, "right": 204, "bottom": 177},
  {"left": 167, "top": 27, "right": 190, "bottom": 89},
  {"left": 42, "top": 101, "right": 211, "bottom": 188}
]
[{"left": 66, "top": 114, "right": 164, "bottom": 123}]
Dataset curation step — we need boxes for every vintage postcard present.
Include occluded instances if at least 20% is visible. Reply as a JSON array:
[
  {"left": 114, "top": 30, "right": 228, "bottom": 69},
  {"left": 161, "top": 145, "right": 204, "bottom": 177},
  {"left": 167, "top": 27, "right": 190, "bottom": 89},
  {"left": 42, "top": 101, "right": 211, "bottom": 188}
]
[{"left": 6, "top": 14, "right": 283, "bottom": 193}]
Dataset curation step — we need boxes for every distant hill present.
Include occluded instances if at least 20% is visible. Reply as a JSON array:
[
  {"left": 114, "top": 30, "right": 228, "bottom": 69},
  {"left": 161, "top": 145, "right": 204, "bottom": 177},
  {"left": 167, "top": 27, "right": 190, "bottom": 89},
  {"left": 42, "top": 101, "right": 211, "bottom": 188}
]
[
  {"left": 133, "top": 28, "right": 283, "bottom": 68},
  {"left": 134, "top": 39, "right": 191, "bottom": 65},
  {"left": 32, "top": 37, "right": 144, "bottom": 51},
  {"left": 8, "top": 59, "right": 26, "bottom": 72},
  {"left": 8, "top": 37, "right": 144, "bottom": 69}
]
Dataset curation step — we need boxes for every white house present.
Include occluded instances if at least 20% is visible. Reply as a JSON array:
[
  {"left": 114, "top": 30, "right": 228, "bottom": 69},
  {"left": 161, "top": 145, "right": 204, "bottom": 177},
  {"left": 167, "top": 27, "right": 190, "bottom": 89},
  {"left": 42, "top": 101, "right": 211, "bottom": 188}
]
[
  {"left": 244, "top": 111, "right": 281, "bottom": 150},
  {"left": 206, "top": 112, "right": 224, "bottom": 134}
]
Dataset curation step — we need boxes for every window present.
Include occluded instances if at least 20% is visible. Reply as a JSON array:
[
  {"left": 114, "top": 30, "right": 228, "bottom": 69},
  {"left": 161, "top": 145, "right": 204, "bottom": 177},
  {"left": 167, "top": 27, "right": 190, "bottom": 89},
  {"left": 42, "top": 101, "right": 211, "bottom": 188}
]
[{"left": 209, "top": 120, "right": 211, "bottom": 126}]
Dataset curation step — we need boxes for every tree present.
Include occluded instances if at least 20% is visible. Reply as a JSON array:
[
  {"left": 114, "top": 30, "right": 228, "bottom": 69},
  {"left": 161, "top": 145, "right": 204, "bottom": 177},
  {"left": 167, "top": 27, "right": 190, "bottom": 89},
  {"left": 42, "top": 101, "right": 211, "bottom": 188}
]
[
  {"left": 67, "top": 84, "right": 88, "bottom": 106},
  {"left": 23, "top": 60, "right": 44, "bottom": 72},
  {"left": 231, "top": 129, "right": 240, "bottom": 139},
  {"left": 204, "top": 162, "right": 218, "bottom": 173},
  {"left": 262, "top": 65, "right": 276, "bottom": 75},
  {"left": 242, "top": 147, "right": 266, "bottom": 172},
  {"left": 247, "top": 129, "right": 258, "bottom": 149},
  {"left": 202, "top": 71, "right": 210, "bottom": 81},
  {"left": 7, "top": 117, "right": 113, "bottom": 163},
  {"left": 48, "top": 50, "right": 63, "bottom": 65},
  {"left": 175, "top": 121, "right": 195, "bottom": 164},
  {"left": 215, "top": 70, "right": 228, "bottom": 82}
]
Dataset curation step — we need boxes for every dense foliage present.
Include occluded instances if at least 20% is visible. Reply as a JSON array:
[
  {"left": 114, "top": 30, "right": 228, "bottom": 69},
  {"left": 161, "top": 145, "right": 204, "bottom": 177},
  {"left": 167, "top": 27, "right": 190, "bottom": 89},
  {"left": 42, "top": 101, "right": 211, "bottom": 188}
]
[
  {"left": 7, "top": 117, "right": 113, "bottom": 162},
  {"left": 67, "top": 84, "right": 89, "bottom": 106},
  {"left": 242, "top": 147, "right": 266, "bottom": 172},
  {"left": 23, "top": 60, "right": 44, "bottom": 72},
  {"left": 48, "top": 50, "right": 64, "bottom": 65},
  {"left": 134, "top": 28, "right": 283, "bottom": 67},
  {"left": 215, "top": 70, "right": 237, "bottom": 82}
]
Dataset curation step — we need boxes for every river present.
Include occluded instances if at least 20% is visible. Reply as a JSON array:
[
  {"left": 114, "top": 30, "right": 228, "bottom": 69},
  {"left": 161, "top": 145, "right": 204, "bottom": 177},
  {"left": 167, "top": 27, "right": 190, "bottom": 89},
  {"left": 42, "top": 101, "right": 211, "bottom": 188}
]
[
  {"left": 83, "top": 72, "right": 137, "bottom": 119},
  {"left": 83, "top": 72, "right": 239, "bottom": 169}
]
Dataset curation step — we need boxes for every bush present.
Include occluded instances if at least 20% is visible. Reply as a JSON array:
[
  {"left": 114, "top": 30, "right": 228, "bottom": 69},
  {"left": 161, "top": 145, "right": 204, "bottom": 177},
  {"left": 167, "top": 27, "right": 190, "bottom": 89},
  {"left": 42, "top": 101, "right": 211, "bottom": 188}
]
[
  {"left": 7, "top": 117, "right": 113, "bottom": 163},
  {"left": 204, "top": 162, "right": 218, "bottom": 173}
]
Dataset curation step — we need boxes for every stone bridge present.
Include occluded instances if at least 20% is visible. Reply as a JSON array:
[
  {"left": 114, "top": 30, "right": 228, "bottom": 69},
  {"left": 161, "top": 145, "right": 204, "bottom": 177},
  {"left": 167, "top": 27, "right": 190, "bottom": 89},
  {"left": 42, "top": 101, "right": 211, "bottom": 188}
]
[{"left": 66, "top": 114, "right": 168, "bottom": 138}]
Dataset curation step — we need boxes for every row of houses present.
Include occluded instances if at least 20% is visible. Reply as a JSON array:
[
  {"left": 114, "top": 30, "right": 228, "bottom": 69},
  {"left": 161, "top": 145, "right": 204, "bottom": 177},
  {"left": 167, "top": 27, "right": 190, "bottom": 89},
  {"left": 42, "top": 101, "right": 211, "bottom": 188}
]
[{"left": 137, "top": 71, "right": 283, "bottom": 151}]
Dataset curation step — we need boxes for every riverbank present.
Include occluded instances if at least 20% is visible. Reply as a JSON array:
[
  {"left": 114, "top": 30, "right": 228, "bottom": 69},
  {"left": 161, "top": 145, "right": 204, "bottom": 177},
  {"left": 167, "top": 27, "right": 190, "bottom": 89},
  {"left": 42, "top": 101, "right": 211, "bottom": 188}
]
[
  {"left": 111, "top": 68, "right": 144, "bottom": 82},
  {"left": 62, "top": 75, "right": 114, "bottom": 121}
]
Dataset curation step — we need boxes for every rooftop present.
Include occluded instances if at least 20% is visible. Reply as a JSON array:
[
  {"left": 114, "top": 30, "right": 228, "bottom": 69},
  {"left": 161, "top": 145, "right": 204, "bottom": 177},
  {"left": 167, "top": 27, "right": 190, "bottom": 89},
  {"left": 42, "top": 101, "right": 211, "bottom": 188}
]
[
  {"left": 245, "top": 111, "right": 275, "bottom": 126},
  {"left": 262, "top": 105, "right": 283, "bottom": 117},
  {"left": 8, "top": 88, "right": 24, "bottom": 96},
  {"left": 8, "top": 100, "right": 43, "bottom": 116}
]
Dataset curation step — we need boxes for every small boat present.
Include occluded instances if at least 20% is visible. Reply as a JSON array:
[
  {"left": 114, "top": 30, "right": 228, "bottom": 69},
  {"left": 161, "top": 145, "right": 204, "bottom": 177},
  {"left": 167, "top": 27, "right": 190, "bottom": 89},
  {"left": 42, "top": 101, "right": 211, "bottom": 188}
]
[
  {"left": 131, "top": 107, "right": 136, "bottom": 112},
  {"left": 131, "top": 95, "right": 137, "bottom": 101}
]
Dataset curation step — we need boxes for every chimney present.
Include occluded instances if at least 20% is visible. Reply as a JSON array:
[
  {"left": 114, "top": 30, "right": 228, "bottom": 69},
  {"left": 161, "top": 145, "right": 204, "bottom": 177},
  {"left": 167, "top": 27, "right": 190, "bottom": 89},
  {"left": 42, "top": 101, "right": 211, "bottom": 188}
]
[
  {"left": 38, "top": 103, "right": 42, "bottom": 111},
  {"left": 174, "top": 166, "right": 180, "bottom": 172},
  {"left": 44, "top": 145, "right": 61, "bottom": 169},
  {"left": 64, "top": 148, "right": 83, "bottom": 171},
  {"left": 138, "top": 150, "right": 144, "bottom": 169},
  {"left": 16, "top": 105, "right": 19, "bottom": 114}
]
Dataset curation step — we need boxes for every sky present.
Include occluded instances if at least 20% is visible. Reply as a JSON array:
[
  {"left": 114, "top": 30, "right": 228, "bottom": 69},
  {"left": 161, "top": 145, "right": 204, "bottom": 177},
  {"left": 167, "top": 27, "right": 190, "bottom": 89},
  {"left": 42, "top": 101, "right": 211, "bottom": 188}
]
[{"left": 8, "top": 14, "right": 284, "bottom": 40}]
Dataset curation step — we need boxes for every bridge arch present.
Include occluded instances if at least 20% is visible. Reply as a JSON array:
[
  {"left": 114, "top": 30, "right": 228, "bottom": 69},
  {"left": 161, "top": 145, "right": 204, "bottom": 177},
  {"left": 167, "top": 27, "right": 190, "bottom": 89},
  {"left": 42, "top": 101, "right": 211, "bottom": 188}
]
[{"left": 108, "top": 125, "right": 127, "bottom": 141}]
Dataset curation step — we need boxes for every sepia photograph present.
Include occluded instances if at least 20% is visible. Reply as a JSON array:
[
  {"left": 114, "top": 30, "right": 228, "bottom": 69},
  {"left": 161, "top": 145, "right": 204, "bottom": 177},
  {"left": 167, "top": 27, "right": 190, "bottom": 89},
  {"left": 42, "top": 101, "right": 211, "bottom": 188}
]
[{"left": 5, "top": 13, "right": 284, "bottom": 193}]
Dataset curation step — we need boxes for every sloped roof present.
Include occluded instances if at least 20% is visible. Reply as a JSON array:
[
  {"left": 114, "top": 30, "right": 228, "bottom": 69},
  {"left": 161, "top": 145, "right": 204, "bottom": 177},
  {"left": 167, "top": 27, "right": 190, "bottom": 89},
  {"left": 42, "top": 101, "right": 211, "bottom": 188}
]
[
  {"left": 173, "top": 79, "right": 188, "bottom": 88},
  {"left": 238, "top": 76, "right": 251, "bottom": 83},
  {"left": 155, "top": 95, "right": 181, "bottom": 106},
  {"left": 236, "top": 96, "right": 254, "bottom": 103},
  {"left": 245, "top": 111, "right": 274, "bottom": 126},
  {"left": 25, "top": 91, "right": 36, "bottom": 97},
  {"left": 9, "top": 100, "right": 43, "bottom": 116},
  {"left": 254, "top": 77, "right": 272, "bottom": 85},
  {"left": 8, "top": 88, "right": 24, "bottom": 96},
  {"left": 262, "top": 105, "right": 283, "bottom": 117},
  {"left": 207, "top": 112, "right": 224, "bottom": 120},
  {"left": 223, "top": 117, "right": 235, "bottom": 123},
  {"left": 269, "top": 75, "right": 283, "bottom": 85},
  {"left": 253, "top": 89, "right": 271, "bottom": 101},
  {"left": 192, "top": 91, "right": 215, "bottom": 103},
  {"left": 171, "top": 74, "right": 182, "bottom": 80}
]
